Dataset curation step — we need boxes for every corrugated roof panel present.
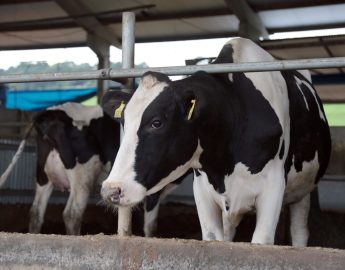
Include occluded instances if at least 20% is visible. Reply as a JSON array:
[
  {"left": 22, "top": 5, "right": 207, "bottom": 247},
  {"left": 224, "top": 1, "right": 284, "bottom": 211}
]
[
  {"left": 80, "top": 0, "right": 226, "bottom": 14},
  {"left": 328, "top": 45, "right": 345, "bottom": 57},
  {"left": 259, "top": 4, "right": 345, "bottom": 29},
  {"left": 111, "top": 15, "right": 239, "bottom": 41},
  {"left": 269, "top": 46, "right": 329, "bottom": 59},
  {"left": 0, "top": 28, "right": 86, "bottom": 49},
  {"left": 0, "top": 2, "right": 67, "bottom": 23}
]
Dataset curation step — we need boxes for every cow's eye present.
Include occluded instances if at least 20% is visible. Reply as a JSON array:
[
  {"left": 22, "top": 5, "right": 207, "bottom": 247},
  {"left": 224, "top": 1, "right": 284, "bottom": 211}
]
[{"left": 151, "top": 119, "right": 162, "bottom": 129}]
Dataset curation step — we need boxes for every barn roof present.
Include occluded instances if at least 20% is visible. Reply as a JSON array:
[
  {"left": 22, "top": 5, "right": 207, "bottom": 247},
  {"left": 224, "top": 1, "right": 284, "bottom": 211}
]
[{"left": 0, "top": 0, "right": 344, "bottom": 76}]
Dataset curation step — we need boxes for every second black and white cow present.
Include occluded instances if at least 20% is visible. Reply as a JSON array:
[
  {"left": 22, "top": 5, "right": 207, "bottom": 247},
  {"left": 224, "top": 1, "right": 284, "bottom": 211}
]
[
  {"left": 27, "top": 102, "right": 178, "bottom": 236},
  {"left": 30, "top": 102, "right": 119, "bottom": 235},
  {"left": 101, "top": 38, "right": 331, "bottom": 246}
]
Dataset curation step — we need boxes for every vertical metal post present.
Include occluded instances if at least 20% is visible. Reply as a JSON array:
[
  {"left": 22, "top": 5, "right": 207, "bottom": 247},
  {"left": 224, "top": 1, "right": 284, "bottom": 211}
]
[
  {"left": 122, "top": 12, "right": 135, "bottom": 91},
  {"left": 117, "top": 11, "right": 136, "bottom": 237}
]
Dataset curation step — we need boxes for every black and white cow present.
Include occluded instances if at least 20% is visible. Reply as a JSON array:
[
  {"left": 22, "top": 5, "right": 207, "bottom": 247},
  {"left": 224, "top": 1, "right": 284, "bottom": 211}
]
[
  {"left": 2, "top": 102, "right": 177, "bottom": 236},
  {"left": 101, "top": 38, "right": 331, "bottom": 246}
]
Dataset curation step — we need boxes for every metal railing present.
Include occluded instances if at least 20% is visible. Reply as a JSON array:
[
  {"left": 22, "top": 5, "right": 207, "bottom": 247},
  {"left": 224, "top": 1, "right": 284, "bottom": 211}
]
[{"left": 0, "top": 57, "right": 345, "bottom": 84}]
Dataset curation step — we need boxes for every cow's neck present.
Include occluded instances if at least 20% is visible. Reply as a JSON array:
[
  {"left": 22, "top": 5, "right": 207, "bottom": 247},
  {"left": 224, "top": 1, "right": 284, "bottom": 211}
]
[{"left": 192, "top": 73, "right": 242, "bottom": 193}]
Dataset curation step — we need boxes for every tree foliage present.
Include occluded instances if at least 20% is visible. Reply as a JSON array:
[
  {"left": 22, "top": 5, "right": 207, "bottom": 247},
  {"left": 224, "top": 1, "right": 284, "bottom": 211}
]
[{"left": 0, "top": 61, "right": 148, "bottom": 90}]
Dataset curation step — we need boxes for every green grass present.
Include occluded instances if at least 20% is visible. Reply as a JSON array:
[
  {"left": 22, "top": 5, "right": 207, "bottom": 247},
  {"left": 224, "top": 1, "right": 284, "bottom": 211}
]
[
  {"left": 81, "top": 96, "right": 97, "bottom": 106},
  {"left": 324, "top": 104, "right": 345, "bottom": 126}
]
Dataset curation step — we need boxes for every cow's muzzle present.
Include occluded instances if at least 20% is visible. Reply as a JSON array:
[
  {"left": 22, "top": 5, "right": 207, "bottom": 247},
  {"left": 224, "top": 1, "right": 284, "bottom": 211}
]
[{"left": 101, "top": 185, "right": 123, "bottom": 205}]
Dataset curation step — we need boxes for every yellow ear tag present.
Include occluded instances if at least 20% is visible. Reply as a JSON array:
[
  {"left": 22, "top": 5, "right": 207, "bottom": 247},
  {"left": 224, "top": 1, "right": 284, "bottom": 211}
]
[
  {"left": 187, "top": 99, "right": 196, "bottom": 120},
  {"left": 114, "top": 101, "right": 125, "bottom": 119}
]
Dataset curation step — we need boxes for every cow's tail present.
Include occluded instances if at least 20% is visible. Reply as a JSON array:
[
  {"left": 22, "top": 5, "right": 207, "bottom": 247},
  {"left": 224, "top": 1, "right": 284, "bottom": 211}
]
[{"left": 0, "top": 123, "right": 34, "bottom": 188}]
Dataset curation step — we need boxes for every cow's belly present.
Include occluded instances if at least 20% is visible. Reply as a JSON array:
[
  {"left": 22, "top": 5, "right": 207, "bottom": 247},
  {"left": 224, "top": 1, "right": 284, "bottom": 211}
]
[
  {"left": 222, "top": 158, "right": 285, "bottom": 216},
  {"left": 44, "top": 149, "right": 70, "bottom": 191},
  {"left": 284, "top": 152, "right": 319, "bottom": 204},
  {"left": 203, "top": 153, "right": 319, "bottom": 215}
]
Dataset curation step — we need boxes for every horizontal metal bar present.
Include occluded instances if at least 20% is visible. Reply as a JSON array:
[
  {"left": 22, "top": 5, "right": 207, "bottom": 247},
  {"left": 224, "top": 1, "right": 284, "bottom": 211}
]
[{"left": 0, "top": 57, "right": 345, "bottom": 83}]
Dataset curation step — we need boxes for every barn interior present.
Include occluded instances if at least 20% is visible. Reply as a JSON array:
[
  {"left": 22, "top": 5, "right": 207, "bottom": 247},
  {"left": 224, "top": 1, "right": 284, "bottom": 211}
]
[{"left": 0, "top": 0, "right": 345, "bottom": 250}]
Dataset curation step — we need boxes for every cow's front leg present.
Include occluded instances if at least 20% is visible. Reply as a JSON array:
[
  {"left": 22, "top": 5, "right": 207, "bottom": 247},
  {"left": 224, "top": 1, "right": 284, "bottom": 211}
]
[
  {"left": 289, "top": 193, "right": 310, "bottom": 247},
  {"left": 252, "top": 175, "right": 285, "bottom": 245},
  {"left": 144, "top": 192, "right": 161, "bottom": 237},
  {"left": 193, "top": 171, "right": 223, "bottom": 241}
]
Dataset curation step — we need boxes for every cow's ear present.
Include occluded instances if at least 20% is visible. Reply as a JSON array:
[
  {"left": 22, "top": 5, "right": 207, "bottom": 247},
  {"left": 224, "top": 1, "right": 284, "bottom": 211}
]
[
  {"left": 101, "top": 90, "right": 132, "bottom": 122},
  {"left": 178, "top": 91, "right": 202, "bottom": 122}
]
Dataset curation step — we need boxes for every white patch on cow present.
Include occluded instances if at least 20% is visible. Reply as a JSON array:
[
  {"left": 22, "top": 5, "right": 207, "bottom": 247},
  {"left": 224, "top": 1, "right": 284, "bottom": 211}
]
[
  {"left": 144, "top": 202, "right": 160, "bottom": 237},
  {"left": 102, "top": 74, "right": 171, "bottom": 206},
  {"left": 193, "top": 170, "right": 224, "bottom": 240},
  {"left": 44, "top": 149, "right": 70, "bottom": 191},
  {"left": 64, "top": 154, "right": 103, "bottom": 234},
  {"left": 284, "top": 152, "right": 319, "bottom": 204},
  {"left": 289, "top": 194, "right": 310, "bottom": 247},
  {"left": 193, "top": 155, "right": 286, "bottom": 244},
  {"left": 34, "top": 151, "right": 105, "bottom": 235},
  {"left": 228, "top": 73, "right": 233, "bottom": 82},
  {"left": 294, "top": 78, "right": 310, "bottom": 110},
  {"left": 294, "top": 77, "right": 326, "bottom": 122},
  {"left": 146, "top": 141, "right": 203, "bottom": 196},
  {"left": 298, "top": 70, "right": 312, "bottom": 82},
  {"left": 49, "top": 102, "right": 103, "bottom": 130}
]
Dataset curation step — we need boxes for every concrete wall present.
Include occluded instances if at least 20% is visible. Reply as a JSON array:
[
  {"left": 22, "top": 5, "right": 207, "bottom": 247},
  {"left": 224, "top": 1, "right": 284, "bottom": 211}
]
[{"left": 0, "top": 233, "right": 345, "bottom": 270}]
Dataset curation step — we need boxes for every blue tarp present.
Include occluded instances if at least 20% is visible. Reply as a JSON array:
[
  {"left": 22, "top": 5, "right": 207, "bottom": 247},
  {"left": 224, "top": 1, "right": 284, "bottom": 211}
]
[{"left": 3, "top": 87, "right": 96, "bottom": 111}]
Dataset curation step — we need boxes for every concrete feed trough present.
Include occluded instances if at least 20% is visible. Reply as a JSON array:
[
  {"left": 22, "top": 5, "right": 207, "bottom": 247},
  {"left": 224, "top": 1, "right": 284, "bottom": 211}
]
[{"left": 0, "top": 233, "right": 345, "bottom": 270}]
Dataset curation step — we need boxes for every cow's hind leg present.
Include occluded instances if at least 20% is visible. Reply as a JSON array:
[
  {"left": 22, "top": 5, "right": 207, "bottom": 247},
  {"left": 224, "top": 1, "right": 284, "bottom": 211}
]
[
  {"left": 63, "top": 185, "right": 90, "bottom": 235},
  {"left": 29, "top": 181, "right": 53, "bottom": 233},
  {"left": 223, "top": 211, "right": 243, "bottom": 241},
  {"left": 289, "top": 193, "right": 310, "bottom": 247},
  {"left": 193, "top": 171, "right": 223, "bottom": 241}
]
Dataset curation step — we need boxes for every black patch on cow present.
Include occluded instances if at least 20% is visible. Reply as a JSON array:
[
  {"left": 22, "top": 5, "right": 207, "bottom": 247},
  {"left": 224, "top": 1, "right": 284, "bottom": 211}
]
[
  {"left": 36, "top": 133, "right": 53, "bottom": 186},
  {"left": 102, "top": 90, "right": 132, "bottom": 124},
  {"left": 194, "top": 169, "right": 201, "bottom": 177},
  {"left": 212, "top": 43, "right": 234, "bottom": 64},
  {"left": 281, "top": 71, "right": 331, "bottom": 182},
  {"left": 180, "top": 72, "right": 282, "bottom": 193},
  {"left": 133, "top": 68, "right": 282, "bottom": 194},
  {"left": 279, "top": 140, "right": 285, "bottom": 160},
  {"left": 34, "top": 109, "right": 120, "bottom": 173},
  {"left": 132, "top": 43, "right": 282, "bottom": 194},
  {"left": 134, "top": 86, "right": 199, "bottom": 190},
  {"left": 225, "top": 201, "right": 230, "bottom": 211},
  {"left": 144, "top": 171, "right": 189, "bottom": 212},
  {"left": 145, "top": 191, "right": 161, "bottom": 212},
  {"left": 88, "top": 113, "right": 120, "bottom": 165}
]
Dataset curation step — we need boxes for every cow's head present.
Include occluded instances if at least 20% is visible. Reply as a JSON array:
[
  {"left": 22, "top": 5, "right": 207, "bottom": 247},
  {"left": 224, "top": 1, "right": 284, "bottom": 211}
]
[{"left": 100, "top": 72, "right": 204, "bottom": 207}]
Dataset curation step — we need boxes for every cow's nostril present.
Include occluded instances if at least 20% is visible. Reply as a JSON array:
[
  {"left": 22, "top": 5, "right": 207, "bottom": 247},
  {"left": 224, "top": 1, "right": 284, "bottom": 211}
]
[{"left": 109, "top": 187, "right": 121, "bottom": 204}]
